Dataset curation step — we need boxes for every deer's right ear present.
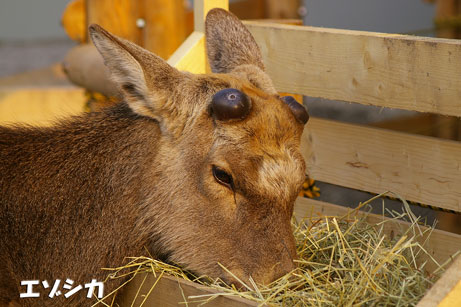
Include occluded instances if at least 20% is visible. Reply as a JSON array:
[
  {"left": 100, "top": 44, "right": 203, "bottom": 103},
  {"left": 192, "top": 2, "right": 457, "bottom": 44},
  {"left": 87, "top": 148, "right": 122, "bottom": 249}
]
[
  {"left": 89, "top": 24, "right": 183, "bottom": 120},
  {"left": 205, "top": 8, "right": 264, "bottom": 74}
]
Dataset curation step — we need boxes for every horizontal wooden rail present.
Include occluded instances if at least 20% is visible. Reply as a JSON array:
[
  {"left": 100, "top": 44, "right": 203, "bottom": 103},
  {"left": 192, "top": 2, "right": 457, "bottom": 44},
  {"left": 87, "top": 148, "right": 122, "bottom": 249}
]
[
  {"left": 303, "top": 118, "right": 461, "bottom": 212},
  {"left": 295, "top": 197, "right": 461, "bottom": 275},
  {"left": 116, "top": 274, "right": 256, "bottom": 306},
  {"left": 245, "top": 21, "right": 461, "bottom": 117}
]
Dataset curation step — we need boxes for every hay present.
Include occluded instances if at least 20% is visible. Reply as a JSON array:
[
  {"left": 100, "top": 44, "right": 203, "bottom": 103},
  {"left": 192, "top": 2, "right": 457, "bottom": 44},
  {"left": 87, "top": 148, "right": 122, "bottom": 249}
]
[{"left": 97, "top": 194, "right": 450, "bottom": 307}]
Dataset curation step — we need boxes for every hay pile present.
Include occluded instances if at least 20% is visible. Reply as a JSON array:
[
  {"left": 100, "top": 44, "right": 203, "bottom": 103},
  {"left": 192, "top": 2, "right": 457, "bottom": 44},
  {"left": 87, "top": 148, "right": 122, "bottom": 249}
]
[{"left": 99, "top": 195, "right": 448, "bottom": 306}]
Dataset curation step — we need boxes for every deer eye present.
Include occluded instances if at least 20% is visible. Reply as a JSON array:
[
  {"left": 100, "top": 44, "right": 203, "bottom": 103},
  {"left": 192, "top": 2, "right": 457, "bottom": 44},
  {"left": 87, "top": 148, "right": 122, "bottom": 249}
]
[{"left": 212, "top": 165, "right": 234, "bottom": 190}]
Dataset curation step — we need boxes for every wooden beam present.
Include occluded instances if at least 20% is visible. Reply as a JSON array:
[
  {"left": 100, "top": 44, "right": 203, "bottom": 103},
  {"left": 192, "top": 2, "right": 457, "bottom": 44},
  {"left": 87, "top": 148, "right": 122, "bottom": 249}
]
[
  {"left": 86, "top": 0, "right": 143, "bottom": 45},
  {"left": 439, "top": 276, "right": 461, "bottom": 307},
  {"left": 264, "top": 0, "right": 300, "bottom": 19},
  {"left": 244, "top": 21, "right": 461, "bottom": 117},
  {"left": 193, "top": 0, "right": 228, "bottom": 33},
  {"left": 229, "top": 0, "right": 265, "bottom": 20},
  {"left": 143, "top": 0, "right": 190, "bottom": 59},
  {"left": 61, "top": 0, "right": 86, "bottom": 43},
  {"left": 294, "top": 197, "right": 461, "bottom": 275},
  {"left": 303, "top": 118, "right": 461, "bottom": 212},
  {"left": 435, "top": 0, "right": 457, "bottom": 38},
  {"left": 418, "top": 254, "right": 461, "bottom": 307},
  {"left": 167, "top": 32, "right": 208, "bottom": 74},
  {"left": 169, "top": 0, "right": 229, "bottom": 72},
  {"left": 116, "top": 273, "right": 257, "bottom": 306}
]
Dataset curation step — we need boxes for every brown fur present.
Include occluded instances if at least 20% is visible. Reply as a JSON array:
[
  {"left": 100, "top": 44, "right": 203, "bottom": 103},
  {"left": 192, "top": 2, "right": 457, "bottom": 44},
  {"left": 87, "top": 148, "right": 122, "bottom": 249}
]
[{"left": 0, "top": 9, "right": 307, "bottom": 306}]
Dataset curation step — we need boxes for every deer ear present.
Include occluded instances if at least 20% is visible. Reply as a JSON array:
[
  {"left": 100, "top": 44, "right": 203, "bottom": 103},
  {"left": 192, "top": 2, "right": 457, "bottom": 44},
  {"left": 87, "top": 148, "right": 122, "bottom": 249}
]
[
  {"left": 89, "top": 24, "right": 183, "bottom": 119},
  {"left": 205, "top": 9, "right": 264, "bottom": 73}
]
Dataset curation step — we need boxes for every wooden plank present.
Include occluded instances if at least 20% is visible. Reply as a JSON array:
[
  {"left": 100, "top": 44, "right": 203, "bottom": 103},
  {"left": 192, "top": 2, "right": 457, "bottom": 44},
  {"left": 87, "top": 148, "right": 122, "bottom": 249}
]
[
  {"left": 168, "top": 0, "right": 229, "bottom": 73},
  {"left": 247, "top": 18, "right": 303, "bottom": 25},
  {"left": 244, "top": 21, "right": 461, "bottom": 117},
  {"left": 264, "top": 0, "right": 301, "bottom": 19},
  {"left": 229, "top": 0, "right": 265, "bottom": 20},
  {"left": 435, "top": 0, "right": 457, "bottom": 38},
  {"left": 61, "top": 0, "right": 86, "bottom": 43},
  {"left": 168, "top": 32, "right": 208, "bottom": 74},
  {"left": 116, "top": 274, "right": 257, "bottom": 306},
  {"left": 194, "top": 0, "right": 228, "bottom": 33},
  {"left": 439, "top": 278, "right": 461, "bottom": 307},
  {"left": 418, "top": 254, "right": 461, "bottom": 307},
  {"left": 86, "top": 0, "right": 143, "bottom": 45},
  {"left": 294, "top": 197, "right": 461, "bottom": 275},
  {"left": 143, "top": 0, "right": 190, "bottom": 59},
  {"left": 302, "top": 118, "right": 461, "bottom": 213}
]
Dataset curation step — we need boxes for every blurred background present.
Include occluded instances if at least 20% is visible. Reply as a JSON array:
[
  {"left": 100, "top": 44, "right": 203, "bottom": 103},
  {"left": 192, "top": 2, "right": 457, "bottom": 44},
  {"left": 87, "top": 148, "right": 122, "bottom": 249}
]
[{"left": 0, "top": 0, "right": 438, "bottom": 77}]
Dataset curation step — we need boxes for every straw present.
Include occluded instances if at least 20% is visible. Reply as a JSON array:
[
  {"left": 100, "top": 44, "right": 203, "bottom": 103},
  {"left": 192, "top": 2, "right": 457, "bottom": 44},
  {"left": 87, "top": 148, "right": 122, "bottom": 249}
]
[{"left": 97, "top": 194, "right": 452, "bottom": 306}]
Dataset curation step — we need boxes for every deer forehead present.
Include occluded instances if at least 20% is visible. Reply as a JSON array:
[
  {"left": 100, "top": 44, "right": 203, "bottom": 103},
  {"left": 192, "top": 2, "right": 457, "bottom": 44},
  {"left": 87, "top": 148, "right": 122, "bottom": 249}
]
[
  {"left": 257, "top": 149, "right": 305, "bottom": 200},
  {"left": 212, "top": 117, "right": 304, "bottom": 199}
]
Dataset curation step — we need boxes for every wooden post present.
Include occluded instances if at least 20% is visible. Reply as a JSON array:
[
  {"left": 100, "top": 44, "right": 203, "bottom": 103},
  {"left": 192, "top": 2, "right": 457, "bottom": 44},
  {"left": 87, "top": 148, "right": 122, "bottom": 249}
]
[
  {"left": 86, "top": 0, "right": 143, "bottom": 45},
  {"left": 61, "top": 0, "right": 87, "bottom": 42},
  {"left": 194, "top": 0, "right": 228, "bottom": 33},
  {"left": 168, "top": 0, "right": 229, "bottom": 73},
  {"left": 143, "top": 0, "right": 190, "bottom": 59},
  {"left": 435, "top": 0, "right": 457, "bottom": 38},
  {"left": 264, "top": 0, "right": 300, "bottom": 19}
]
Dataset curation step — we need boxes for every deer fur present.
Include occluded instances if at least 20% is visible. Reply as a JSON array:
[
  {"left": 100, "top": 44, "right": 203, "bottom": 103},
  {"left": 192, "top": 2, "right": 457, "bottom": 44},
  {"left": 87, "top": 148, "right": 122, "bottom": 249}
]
[{"left": 0, "top": 9, "right": 307, "bottom": 306}]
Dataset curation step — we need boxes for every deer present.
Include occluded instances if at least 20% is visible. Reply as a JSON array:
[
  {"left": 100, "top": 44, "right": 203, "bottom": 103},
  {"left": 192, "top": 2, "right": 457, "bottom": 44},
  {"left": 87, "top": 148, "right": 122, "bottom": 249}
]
[{"left": 0, "top": 8, "right": 309, "bottom": 306}]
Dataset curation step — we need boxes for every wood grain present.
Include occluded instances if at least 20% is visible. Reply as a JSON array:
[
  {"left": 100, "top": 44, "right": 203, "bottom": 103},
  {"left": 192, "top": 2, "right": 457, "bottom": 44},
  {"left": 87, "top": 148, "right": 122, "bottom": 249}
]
[
  {"left": 303, "top": 118, "right": 461, "bottom": 212},
  {"left": 244, "top": 21, "right": 461, "bottom": 117}
]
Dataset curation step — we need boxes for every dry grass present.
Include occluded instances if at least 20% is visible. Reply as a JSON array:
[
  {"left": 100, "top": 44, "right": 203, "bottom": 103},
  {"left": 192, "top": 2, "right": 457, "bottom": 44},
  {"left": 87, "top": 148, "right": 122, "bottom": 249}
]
[{"left": 95, "top": 193, "right": 451, "bottom": 307}]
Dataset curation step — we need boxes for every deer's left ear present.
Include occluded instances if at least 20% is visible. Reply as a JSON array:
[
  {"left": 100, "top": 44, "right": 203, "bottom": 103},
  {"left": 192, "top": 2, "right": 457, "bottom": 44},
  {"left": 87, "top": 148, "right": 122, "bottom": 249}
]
[
  {"left": 205, "top": 8, "right": 264, "bottom": 74},
  {"left": 89, "top": 24, "right": 185, "bottom": 121}
]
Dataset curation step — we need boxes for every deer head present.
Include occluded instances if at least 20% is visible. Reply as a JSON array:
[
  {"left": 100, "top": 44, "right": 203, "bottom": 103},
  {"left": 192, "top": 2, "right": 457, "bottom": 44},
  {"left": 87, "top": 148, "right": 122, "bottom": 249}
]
[{"left": 89, "top": 8, "right": 308, "bottom": 286}]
